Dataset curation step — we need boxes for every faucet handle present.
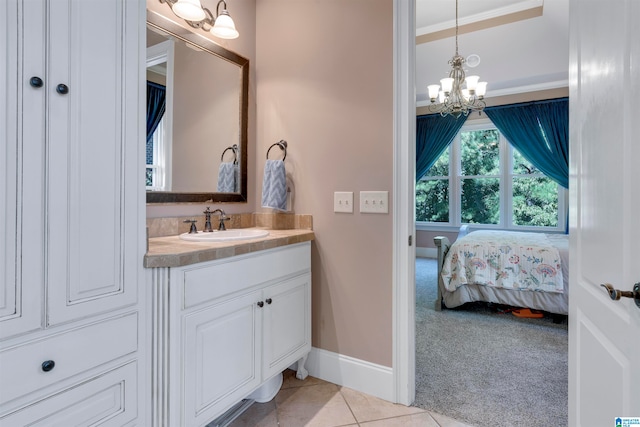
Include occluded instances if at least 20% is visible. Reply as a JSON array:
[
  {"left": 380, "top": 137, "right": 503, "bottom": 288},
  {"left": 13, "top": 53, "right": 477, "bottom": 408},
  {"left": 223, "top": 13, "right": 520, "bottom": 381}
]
[
  {"left": 183, "top": 219, "right": 198, "bottom": 234},
  {"left": 218, "top": 216, "right": 230, "bottom": 231}
]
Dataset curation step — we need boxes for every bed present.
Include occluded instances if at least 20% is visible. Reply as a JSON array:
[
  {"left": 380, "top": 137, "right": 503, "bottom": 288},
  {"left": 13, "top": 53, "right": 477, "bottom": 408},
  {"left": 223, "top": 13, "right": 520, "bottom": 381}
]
[{"left": 434, "top": 227, "right": 569, "bottom": 315}]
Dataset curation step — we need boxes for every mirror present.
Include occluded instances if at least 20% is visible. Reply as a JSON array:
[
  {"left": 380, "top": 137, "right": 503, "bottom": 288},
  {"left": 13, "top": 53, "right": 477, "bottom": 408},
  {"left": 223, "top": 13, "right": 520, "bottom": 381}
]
[{"left": 146, "top": 10, "right": 248, "bottom": 203}]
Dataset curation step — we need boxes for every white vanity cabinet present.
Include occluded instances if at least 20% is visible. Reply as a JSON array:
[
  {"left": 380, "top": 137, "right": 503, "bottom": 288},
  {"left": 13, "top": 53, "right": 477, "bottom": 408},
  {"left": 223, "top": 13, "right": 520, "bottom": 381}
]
[
  {"left": 151, "top": 242, "right": 312, "bottom": 427},
  {"left": 1, "top": 0, "right": 146, "bottom": 424}
]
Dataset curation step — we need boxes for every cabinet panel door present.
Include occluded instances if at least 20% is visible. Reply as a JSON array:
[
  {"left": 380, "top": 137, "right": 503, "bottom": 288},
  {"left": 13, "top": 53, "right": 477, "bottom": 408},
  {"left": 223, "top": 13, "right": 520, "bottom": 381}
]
[
  {"left": 0, "top": 0, "right": 44, "bottom": 339},
  {"left": 45, "top": 0, "right": 140, "bottom": 325},
  {"left": 183, "top": 291, "right": 262, "bottom": 427},
  {"left": 263, "top": 274, "right": 311, "bottom": 379}
]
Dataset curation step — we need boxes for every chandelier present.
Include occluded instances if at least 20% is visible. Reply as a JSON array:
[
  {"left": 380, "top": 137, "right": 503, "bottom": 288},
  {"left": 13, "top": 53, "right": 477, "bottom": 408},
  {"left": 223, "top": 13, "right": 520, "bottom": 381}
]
[{"left": 427, "top": 0, "right": 487, "bottom": 117}]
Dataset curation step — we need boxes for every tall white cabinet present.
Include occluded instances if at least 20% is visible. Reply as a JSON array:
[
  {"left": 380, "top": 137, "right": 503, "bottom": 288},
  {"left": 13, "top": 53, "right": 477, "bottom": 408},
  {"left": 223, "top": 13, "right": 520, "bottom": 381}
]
[{"left": 0, "top": 0, "right": 146, "bottom": 424}]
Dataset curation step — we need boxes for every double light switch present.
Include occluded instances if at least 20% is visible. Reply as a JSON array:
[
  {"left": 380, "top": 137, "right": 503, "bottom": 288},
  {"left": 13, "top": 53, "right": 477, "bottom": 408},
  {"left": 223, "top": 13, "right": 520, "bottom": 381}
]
[{"left": 334, "top": 191, "right": 388, "bottom": 214}]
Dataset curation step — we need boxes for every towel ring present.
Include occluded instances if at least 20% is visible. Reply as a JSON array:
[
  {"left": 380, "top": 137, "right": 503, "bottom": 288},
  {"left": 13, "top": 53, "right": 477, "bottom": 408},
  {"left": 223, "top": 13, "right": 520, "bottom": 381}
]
[
  {"left": 220, "top": 144, "right": 238, "bottom": 164},
  {"left": 266, "top": 140, "right": 287, "bottom": 161}
]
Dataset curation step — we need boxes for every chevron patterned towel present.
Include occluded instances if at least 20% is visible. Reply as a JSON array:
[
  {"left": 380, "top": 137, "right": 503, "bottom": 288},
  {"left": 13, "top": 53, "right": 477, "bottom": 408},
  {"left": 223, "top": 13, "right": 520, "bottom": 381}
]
[
  {"left": 216, "top": 162, "right": 237, "bottom": 192},
  {"left": 261, "top": 159, "right": 287, "bottom": 211}
]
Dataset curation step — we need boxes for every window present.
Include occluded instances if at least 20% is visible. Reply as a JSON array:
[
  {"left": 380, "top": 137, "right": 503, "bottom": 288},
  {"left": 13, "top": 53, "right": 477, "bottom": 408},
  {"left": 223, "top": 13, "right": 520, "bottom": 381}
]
[{"left": 416, "top": 119, "right": 566, "bottom": 232}]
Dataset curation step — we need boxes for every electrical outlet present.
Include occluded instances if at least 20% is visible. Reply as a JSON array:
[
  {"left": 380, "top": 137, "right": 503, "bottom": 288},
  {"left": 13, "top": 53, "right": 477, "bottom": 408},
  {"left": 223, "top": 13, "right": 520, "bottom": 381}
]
[
  {"left": 360, "top": 191, "right": 389, "bottom": 214},
  {"left": 334, "top": 192, "right": 353, "bottom": 213}
]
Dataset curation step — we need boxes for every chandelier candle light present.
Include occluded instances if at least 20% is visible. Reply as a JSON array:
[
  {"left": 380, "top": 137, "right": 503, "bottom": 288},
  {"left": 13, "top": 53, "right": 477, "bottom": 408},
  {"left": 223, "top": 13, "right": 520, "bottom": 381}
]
[{"left": 427, "top": 0, "right": 487, "bottom": 117}]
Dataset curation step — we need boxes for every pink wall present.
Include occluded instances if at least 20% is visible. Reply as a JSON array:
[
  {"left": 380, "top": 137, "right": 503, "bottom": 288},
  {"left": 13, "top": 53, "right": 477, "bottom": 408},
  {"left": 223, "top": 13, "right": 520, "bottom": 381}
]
[
  {"left": 172, "top": 43, "right": 240, "bottom": 192},
  {"left": 147, "top": 0, "right": 394, "bottom": 367},
  {"left": 256, "top": 0, "right": 394, "bottom": 366}
]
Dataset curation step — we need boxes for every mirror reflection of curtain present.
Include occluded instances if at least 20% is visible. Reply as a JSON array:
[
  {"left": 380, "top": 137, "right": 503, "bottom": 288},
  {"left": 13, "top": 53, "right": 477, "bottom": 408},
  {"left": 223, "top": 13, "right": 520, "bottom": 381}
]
[{"left": 146, "top": 81, "right": 166, "bottom": 144}]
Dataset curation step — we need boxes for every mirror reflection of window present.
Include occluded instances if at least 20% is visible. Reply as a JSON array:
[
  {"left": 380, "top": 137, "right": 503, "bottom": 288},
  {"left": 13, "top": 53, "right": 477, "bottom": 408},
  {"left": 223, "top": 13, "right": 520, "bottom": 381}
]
[
  {"left": 146, "top": 37, "right": 174, "bottom": 192},
  {"left": 147, "top": 114, "right": 168, "bottom": 191}
]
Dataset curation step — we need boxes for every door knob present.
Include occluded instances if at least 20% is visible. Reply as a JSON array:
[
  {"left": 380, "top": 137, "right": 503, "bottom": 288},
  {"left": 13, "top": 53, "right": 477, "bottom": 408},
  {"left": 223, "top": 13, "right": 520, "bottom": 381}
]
[
  {"left": 600, "top": 283, "right": 640, "bottom": 308},
  {"left": 257, "top": 301, "right": 264, "bottom": 308}
]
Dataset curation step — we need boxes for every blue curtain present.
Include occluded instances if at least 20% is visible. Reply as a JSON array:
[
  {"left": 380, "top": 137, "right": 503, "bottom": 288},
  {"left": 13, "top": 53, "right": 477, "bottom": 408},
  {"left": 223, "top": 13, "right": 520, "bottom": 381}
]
[
  {"left": 146, "top": 81, "right": 166, "bottom": 144},
  {"left": 484, "top": 97, "right": 569, "bottom": 189},
  {"left": 416, "top": 113, "right": 468, "bottom": 180}
]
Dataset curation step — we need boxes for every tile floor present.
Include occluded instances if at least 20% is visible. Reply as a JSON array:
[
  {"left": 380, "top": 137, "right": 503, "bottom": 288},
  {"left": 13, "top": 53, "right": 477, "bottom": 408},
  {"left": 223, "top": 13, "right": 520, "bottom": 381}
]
[{"left": 227, "top": 370, "right": 474, "bottom": 427}]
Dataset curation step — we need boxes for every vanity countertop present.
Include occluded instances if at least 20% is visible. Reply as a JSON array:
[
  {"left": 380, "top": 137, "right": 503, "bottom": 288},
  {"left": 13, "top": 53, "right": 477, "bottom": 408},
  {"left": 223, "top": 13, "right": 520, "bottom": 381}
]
[{"left": 144, "top": 228, "right": 315, "bottom": 268}]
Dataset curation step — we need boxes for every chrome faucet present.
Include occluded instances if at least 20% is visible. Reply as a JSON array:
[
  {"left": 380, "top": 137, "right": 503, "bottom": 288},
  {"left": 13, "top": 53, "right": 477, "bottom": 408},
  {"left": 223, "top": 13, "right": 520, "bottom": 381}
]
[{"left": 211, "top": 208, "right": 229, "bottom": 231}]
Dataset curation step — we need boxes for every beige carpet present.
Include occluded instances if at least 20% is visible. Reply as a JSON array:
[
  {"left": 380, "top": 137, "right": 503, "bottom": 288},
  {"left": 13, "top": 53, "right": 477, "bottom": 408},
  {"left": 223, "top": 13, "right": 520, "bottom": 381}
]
[{"left": 413, "top": 257, "right": 568, "bottom": 427}]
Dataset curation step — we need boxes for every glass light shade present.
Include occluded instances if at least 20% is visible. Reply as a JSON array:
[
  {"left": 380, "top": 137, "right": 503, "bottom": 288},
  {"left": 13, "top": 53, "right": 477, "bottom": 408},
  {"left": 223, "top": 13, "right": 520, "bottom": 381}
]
[
  {"left": 427, "top": 85, "right": 440, "bottom": 101},
  {"left": 172, "top": 0, "right": 206, "bottom": 21},
  {"left": 461, "top": 89, "right": 470, "bottom": 101},
  {"left": 438, "top": 91, "right": 445, "bottom": 103},
  {"left": 465, "top": 75, "right": 479, "bottom": 91},
  {"left": 476, "top": 81, "right": 487, "bottom": 97},
  {"left": 211, "top": 12, "right": 239, "bottom": 39},
  {"left": 440, "top": 77, "right": 454, "bottom": 94}
]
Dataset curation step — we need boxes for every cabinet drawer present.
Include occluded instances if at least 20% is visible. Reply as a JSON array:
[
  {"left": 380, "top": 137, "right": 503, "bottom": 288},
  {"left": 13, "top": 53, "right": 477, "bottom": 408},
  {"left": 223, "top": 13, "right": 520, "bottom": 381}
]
[
  {"left": 0, "top": 361, "right": 138, "bottom": 426},
  {"left": 182, "top": 243, "right": 311, "bottom": 309},
  {"left": 0, "top": 313, "right": 137, "bottom": 405}
]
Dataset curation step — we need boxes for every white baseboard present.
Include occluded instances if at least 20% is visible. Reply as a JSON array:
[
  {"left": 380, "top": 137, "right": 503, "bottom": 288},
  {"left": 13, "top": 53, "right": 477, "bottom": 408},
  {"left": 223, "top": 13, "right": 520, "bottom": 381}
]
[
  {"left": 305, "top": 347, "right": 394, "bottom": 402},
  {"left": 416, "top": 247, "right": 437, "bottom": 258}
]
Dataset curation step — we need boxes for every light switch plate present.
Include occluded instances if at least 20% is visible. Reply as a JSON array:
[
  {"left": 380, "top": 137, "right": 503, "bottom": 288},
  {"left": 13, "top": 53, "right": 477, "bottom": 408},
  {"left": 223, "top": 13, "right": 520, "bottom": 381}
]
[
  {"left": 360, "top": 191, "right": 389, "bottom": 214},
  {"left": 334, "top": 191, "right": 353, "bottom": 213}
]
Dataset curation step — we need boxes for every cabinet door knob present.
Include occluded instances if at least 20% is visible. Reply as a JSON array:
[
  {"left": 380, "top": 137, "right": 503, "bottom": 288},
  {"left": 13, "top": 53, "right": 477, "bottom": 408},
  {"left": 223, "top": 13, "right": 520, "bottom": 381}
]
[
  {"left": 56, "top": 84, "right": 69, "bottom": 95},
  {"left": 30, "top": 76, "right": 44, "bottom": 88},
  {"left": 41, "top": 360, "right": 56, "bottom": 372},
  {"left": 257, "top": 301, "right": 264, "bottom": 308},
  {"left": 266, "top": 298, "right": 272, "bottom": 305}
]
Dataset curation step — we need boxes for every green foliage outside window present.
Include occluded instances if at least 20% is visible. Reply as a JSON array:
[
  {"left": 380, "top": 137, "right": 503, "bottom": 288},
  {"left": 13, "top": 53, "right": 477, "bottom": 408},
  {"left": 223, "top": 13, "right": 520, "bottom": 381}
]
[
  {"left": 460, "top": 130, "right": 500, "bottom": 224},
  {"left": 416, "top": 128, "right": 560, "bottom": 228},
  {"left": 416, "top": 179, "right": 449, "bottom": 222}
]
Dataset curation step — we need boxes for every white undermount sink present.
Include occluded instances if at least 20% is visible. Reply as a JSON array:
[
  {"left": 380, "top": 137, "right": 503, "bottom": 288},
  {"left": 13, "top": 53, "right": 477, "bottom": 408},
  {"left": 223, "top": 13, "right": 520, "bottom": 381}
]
[{"left": 179, "top": 229, "right": 269, "bottom": 242}]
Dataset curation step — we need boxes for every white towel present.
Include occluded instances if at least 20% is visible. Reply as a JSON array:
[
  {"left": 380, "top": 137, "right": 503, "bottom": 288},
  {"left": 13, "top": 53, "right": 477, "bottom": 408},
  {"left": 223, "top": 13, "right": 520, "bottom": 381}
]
[
  {"left": 217, "top": 162, "right": 237, "bottom": 192},
  {"left": 261, "top": 159, "right": 287, "bottom": 211}
]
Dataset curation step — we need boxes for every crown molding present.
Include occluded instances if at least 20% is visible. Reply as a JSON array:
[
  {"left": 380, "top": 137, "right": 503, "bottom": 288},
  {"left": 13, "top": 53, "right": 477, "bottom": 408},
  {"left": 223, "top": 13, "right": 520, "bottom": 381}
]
[{"left": 417, "top": 0, "right": 544, "bottom": 44}]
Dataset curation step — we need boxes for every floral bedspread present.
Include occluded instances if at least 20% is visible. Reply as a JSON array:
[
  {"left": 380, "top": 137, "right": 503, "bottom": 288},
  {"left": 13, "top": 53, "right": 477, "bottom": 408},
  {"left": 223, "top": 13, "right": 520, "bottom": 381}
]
[{"left": 441, "top": 230, "right": 564, "bottom": 293}]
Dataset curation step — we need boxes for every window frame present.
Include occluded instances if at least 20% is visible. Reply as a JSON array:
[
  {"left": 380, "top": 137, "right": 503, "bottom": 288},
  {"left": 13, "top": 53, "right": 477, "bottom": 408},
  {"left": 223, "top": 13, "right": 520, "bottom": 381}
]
[{"left": 416, "top": 118, "right": 568, "bottom": 233}]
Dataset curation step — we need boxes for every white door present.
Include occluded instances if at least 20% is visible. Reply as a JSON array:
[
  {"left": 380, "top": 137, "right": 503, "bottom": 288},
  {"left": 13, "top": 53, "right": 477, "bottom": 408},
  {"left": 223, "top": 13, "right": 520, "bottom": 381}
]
[{"left": 568, "top": 0, "right": 640, "bottom": 424}]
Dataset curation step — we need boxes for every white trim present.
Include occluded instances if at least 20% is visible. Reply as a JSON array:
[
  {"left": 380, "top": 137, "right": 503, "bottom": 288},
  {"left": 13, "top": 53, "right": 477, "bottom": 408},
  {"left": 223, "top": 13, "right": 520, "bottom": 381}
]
[
  {"left": 392, "top": 0, "right": 415, "bottom": 407},
  {"left": 306, "top": 347, "right": 394, "bottom": 402},
  {"left": 417, "top": 0, "right": 544, "bottom": 36},
  {"left": 416, "top": 247, "right": 437, "bottom": 259},
  {"left": 416, "top": 80, "right": 569, "bottom": 107},
  {"left": 484, "top": 80, "right": 569, "bottom": 98}
]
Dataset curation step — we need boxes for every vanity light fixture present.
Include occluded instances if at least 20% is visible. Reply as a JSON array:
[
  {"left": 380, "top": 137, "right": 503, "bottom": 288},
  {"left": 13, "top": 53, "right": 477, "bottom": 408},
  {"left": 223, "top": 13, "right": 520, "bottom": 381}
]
[{"left": 160, "top": 0, "right": 239, "bottom": 39}]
